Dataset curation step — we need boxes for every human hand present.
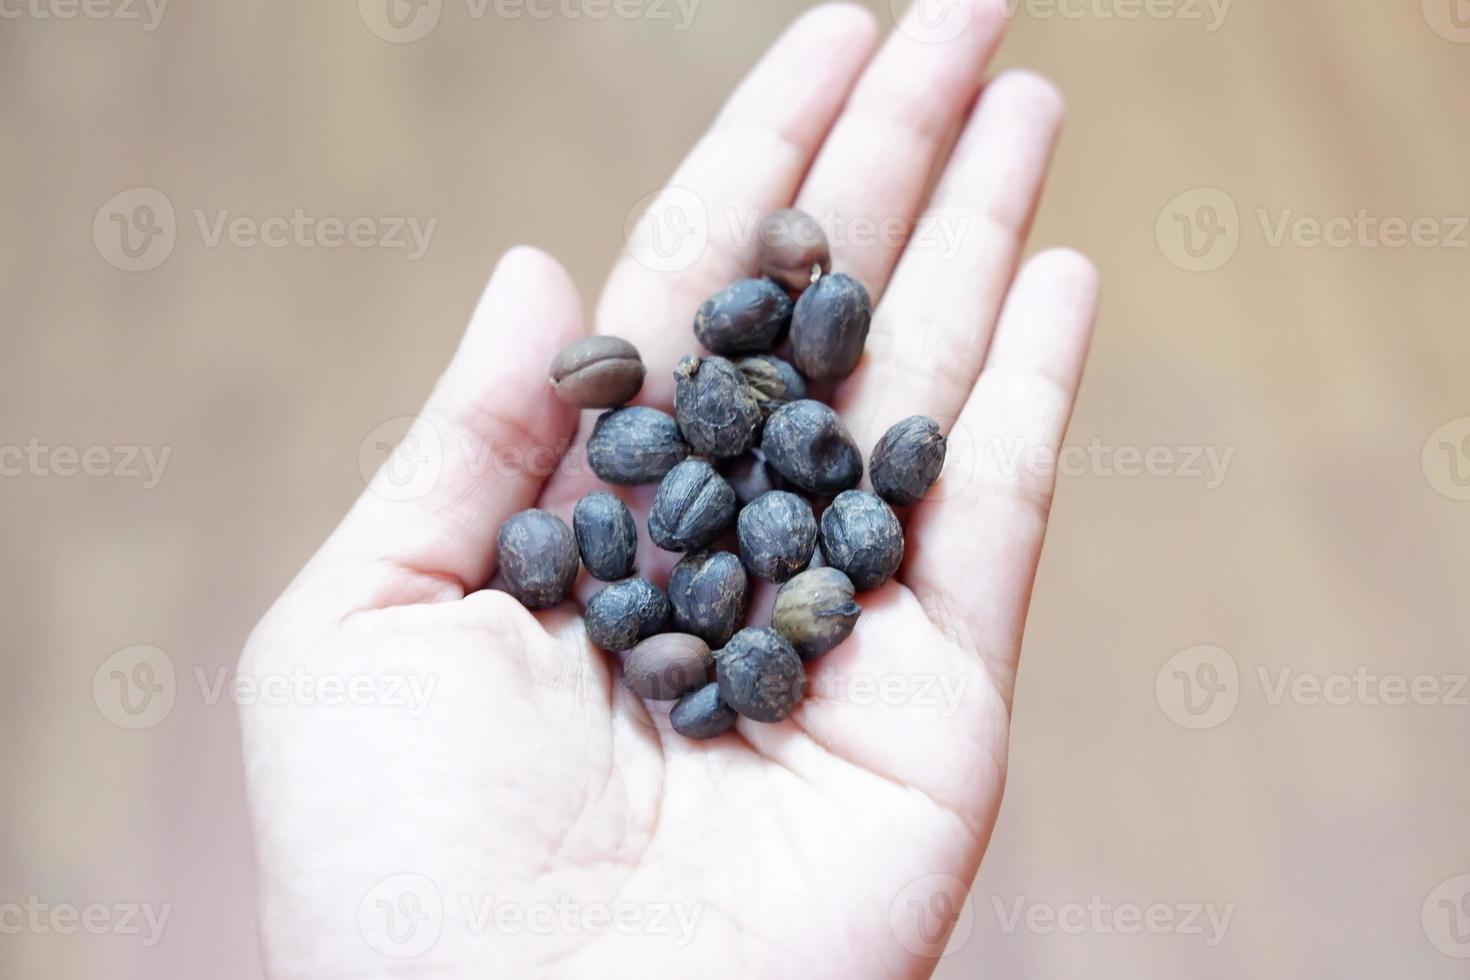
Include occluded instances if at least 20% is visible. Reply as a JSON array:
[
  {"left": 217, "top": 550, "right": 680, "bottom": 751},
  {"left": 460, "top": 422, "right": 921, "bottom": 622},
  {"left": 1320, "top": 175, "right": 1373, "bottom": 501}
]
[{"left": 240, "top": 3, "right": 1097, "bottom": 977}]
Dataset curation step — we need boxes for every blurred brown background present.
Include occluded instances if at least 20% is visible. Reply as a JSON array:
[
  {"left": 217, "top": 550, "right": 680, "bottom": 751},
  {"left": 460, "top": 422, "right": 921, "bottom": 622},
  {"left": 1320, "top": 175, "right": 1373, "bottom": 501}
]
[{"left": 4, "top": 0, "right": 1470, "bottom": 977}]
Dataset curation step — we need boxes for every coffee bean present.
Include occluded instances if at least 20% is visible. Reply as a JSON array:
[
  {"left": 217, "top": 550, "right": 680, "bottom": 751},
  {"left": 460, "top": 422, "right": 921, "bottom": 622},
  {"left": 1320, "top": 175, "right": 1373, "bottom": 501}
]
[
  {"left": 585, "top": 578, "right": 670, "bottom": 651},
  {"left": 819, "top": 490, "right": 904, "bottom": 592},
  {"left": 772, "top": 567, "right": 861, "bottom": 660},
  {"left": 572, "top": 491, "right": 638, "bottom": 582},
  {"left": 758, "top": 209, "right": 831, "bottom": 296},
  {"left": 670, "top": 682, "right": 738, "bottom": 740},
  {"left": 549, "top": 336, "right": 645, "bottom": 408},
  {"left": 715, "top": 627, "right": 805, "bottom": 723},
  {"left": 648, "top": 459, "right": 738, "bottom": 552},
  {"left": 668, "top": 550, "right": 749, "bottom": 648},
  {"left": 736, "top": 490, "right": 817, "bottom": 583},
  {"left": 790, "top": 272, "right": 872, "bottom": 383},
  {"left": 623, "top": 633, "right": 712, "bottom": 701},
  {"left": 496, "top": 509, "right": 579, "bottom": 610},
  {"left": 693, "top": 278, "right": 793, "bottom": 355},
  {"left": 870, "top": 416, "right": 947, "bottom": 506},
  {"left": 587, "top": 406, "right": 689, "bottom": 486},
  {"left": 761, "top": 399, "right": 863, "bottom": 495},
  {"left": 736, "top": 354, "right": 807, "bottom": 424},
  {"left": 673, "top": 355, "right": 762, "bottom": 459},
  {"left": 721, "top": 449, "right": 787, "bottom": 506}
]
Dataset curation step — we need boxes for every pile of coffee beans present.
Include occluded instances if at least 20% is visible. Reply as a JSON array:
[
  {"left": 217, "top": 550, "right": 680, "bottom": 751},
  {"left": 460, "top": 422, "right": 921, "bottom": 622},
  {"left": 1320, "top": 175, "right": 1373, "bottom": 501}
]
[{"left": 497, "top": 209, "right": 947, "bottom": 741}]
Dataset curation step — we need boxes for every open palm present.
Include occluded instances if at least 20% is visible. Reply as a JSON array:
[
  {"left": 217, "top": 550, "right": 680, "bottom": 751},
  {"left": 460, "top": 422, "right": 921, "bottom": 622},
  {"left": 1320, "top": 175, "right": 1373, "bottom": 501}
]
[{"left": 240, "top": 3, "right": 1098, "bottom": 978}]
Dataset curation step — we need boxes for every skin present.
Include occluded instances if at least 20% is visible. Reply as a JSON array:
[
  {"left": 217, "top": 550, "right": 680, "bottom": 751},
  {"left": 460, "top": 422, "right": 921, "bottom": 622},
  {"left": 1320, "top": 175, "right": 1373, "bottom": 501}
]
[{"left": 240, "top": 3, "right": 1098, "bottom": 979}]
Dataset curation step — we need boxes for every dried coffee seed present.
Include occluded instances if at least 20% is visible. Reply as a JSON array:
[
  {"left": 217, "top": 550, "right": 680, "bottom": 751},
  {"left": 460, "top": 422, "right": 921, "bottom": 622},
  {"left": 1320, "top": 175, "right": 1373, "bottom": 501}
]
[
  {"left": 623, "top": 633, "right": 713, "bottom": 701},
  {"left": 673, "top": 355, "right": 762, "bottom": 459},
  {"left": 737, "top": 354, "right": 807, "bottom": 424},
  {"left": 496, "top": 509, "right": 579, "bottom": 610},
  {"left": 715, "top": 627, "right": 805, "bottom": 723},
  {"left": 549, "top": 336, "right": 645, "bottom": 408},
  {"left": 736, "top": 491, "right": 817, "bottom": 583},
  {"left": 870, "top": 416, "right": 947, "bottom": 506},
  {"left": 758, "top": 209, "right": 831, "bottom": 296},
  {"left": 587, "top": 406, "right": 689, "bottom": 486},
  {"left": 693, "top": 278, "right": 794, "bottom": 354},
  {"left": 772, "top": 567, "right": 861, "bottom": 660},
  {"left": 572, "top": 491, "right": 638, "bottom": 582},
  {"left": 761, "top": 399, "right": 863, "bottom": 496},
  {"left": 668, "top": 550, "right": 749, "bottom": 648},
  {"left": 790, "top": 272, "right": 872, "bottom": 383},
  {"left": 819, "top": 490, "right": 904, "bottom": 592},
  {"left": 648, "top": 459, "right": 738, "bottom": 552},
  {"left": 721, "top": 449, "right": 786, "bottom": 506},
  {"left": 671, "top": 682, "right": 738, "bottom": 740},
  {"left": 585, "top": 578, "right": 670, "bottom": 652}
]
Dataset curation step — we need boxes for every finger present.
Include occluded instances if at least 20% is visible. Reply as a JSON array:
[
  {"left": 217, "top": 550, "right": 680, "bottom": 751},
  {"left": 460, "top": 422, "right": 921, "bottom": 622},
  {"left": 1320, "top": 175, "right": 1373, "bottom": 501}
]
[
  {"left": 794, "top": 0, "right": 1007, "bottom": 300},
  {"left": 599, "top": 3, "right": 880, "bottom": 404},
  {"left": 837, "top": 70, "right": 1066, "bottom": 454},
  {"left": 312, "top": 246, "right": 584, "bottom": 608},
  {"left": 902, "top": 248, "right": 1098, "bottom": 701}
]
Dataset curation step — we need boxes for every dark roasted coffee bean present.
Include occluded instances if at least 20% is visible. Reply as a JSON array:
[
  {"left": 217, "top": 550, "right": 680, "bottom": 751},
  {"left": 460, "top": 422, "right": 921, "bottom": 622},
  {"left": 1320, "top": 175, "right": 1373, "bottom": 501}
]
[
  {"left": 761, "top": 400, "right": 863, "bottom": 495},
  {"left": 572, "top": 491, "right": 638, "bottom": 582},
  {"left": 870, "top": 416, "right": 947, "bottom": 506},
  {"left": 587, "top": 406, "right": 689, "bottom": 486},
  {"left": 772, "top": 567, "right": 861, "bottom": 660},
  {"left": 668, "top": 551, "right": 749, "bottom": 648},
  {"left": 737, "top": 355, "right": 807, "bottom": 424},
  {"left": 648, "top": 460, "right": 738, "bottom": 552},
  {"left": 623, "top": 633, "right": 713, "bottom": 701},
  {"left": 819, "top": 490, "right": 904, "bottom": 592},
  {"left": 496, "top": 509, "right": 579, "bottom": 610},
  {"left": 673, "top": 355, "right": 761, "bottom": 459},
  {"left": 721, "top": 449, "right": 786, "bottom": 506},
  {"left": 715, "top": 627, "right": 804, "bottom": 723},
  {"left": 549, "top": 336, "right": 645, "bottom": 408},
  {"left": 693, "top": 278, "right": 793, "bottom": 354},
  {"left": 758, "top": 209, "right": 831, "bottom": 296},
  {"left": 671, "top": 682, "right": 738, "bottom": 740},
  {"left": 736, "top": 491, "right": 817, "bottom": 583},
  {"left": 790, "top": 272, "right": 872, "bottom": 383},
  {"left": 585, "top": 578, "right": 670, "bottom": 651}
]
